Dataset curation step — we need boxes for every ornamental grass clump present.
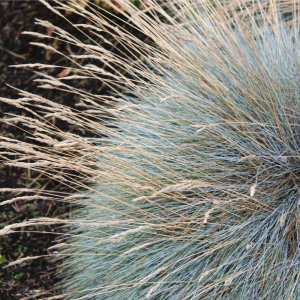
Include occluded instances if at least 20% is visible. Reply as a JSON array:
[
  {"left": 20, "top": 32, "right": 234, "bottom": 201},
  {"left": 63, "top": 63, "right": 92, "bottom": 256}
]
[{"left": 1, "top": 0, "right": 300, "bottom": 299}]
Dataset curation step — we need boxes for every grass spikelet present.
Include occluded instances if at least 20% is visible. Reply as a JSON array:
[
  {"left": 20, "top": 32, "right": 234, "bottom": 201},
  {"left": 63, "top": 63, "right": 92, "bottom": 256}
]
[
  {"left": 4, "top": 256, "right": 44, "bottom": 268},
  {"left": 2, "top": 0, "right": 300, "bottom": 299},
  {"left": 250, "top": 183, "right": 257, "bottom": 197}
]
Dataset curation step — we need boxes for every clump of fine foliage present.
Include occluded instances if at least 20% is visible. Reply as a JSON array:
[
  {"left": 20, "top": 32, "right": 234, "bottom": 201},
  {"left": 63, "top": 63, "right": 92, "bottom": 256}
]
[{"left": 1, "top": 0, "right": 300, "bottom": 299}]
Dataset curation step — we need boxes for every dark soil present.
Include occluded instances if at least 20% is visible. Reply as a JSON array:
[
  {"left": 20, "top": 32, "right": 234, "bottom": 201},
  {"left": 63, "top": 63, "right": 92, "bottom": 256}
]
[{"left": 0, "top": 1, "right": 108, "bottom": 299}]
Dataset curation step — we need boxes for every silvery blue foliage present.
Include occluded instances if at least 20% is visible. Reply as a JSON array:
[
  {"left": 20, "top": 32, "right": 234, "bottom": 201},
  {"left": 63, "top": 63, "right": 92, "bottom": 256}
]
[
  {"left": 59, "top": 10, "right": 300, "bottom": 299},
  {"left": 2, "top": 1, "right": 300, "bottom": 299}
]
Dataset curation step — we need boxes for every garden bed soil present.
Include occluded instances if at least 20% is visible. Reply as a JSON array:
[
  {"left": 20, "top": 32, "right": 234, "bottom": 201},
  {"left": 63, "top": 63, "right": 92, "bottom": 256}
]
[{"left": 0, "top": 1, "right": 106, "bottom": 298}]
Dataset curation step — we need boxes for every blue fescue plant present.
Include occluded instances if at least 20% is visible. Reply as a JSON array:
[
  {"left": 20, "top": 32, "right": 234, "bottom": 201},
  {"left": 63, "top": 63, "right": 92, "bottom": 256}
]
[{"left": 2, "top": 0, "right": 300, "bottom": 299}]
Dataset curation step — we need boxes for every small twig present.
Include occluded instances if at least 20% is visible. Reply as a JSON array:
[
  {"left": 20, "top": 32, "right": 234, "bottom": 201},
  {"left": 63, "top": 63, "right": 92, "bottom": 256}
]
[{"left": 1, "top": 48, "right": 27, "bottom": 60}]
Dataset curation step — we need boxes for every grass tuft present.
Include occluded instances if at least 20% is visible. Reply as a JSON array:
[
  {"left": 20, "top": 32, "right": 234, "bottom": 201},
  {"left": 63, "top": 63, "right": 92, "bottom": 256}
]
[{"left": 2, "top": 0, "right": 300, "bottom": 299}]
